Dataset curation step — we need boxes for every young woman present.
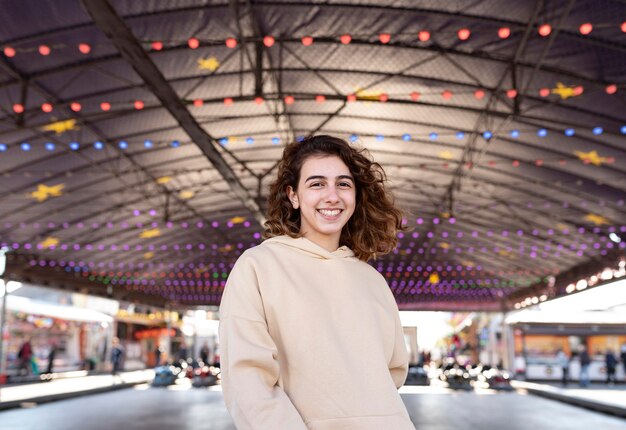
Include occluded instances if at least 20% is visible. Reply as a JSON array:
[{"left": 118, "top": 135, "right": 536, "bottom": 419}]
[{"left": 219, "top": 135, "right": 414, "bottom": 429}]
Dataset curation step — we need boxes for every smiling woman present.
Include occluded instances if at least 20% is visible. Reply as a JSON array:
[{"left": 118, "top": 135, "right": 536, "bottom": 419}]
[{"left": 219, "top": 135, "right": 413, "bottom": 430}]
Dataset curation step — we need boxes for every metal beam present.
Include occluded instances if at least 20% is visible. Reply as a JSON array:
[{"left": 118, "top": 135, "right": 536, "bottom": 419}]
[{"left": 81, "top": 0, "right": 265, "bottom": 226}]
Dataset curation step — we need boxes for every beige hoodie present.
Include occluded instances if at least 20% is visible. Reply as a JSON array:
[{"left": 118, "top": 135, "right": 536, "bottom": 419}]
[{"left": 219, "top": 235, "right": 414, "bottom": 430}]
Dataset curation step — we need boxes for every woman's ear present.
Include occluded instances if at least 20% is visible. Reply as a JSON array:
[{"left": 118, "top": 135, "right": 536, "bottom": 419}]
[{"left": 286, "top": 186, "right": 299, "bottom": 209}]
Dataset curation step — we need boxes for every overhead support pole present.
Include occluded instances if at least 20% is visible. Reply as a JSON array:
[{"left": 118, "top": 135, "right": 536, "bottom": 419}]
[{"left": 81, "top": 0, "right": 266, "bottom": 226}]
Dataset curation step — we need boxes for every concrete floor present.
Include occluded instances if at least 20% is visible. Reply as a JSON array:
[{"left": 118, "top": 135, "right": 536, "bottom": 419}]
[{"left": 0, "top": 383, "right": 625, "bottom": 430}]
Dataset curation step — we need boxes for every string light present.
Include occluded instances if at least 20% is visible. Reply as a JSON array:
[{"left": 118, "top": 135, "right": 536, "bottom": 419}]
[
  {"left": 78, "top": 43, "right": 91, "bottom": 54},
  {"left": 606, "top": 84, "right": 617, "bottom": 94},
  {"left": 41, "top": 103, "right": 53, "bottom": 112},
  {"left": 225, "top": 38, "right": 237, "bottom": 48},
  {"left": 379, "top": 33, "right": 391, "bottom": 44},
  {"left": 151, "top": 41, "right": 163, "bottom": 51},
  {"left": 3, "top": 46, "right": 16, "bottom": 57},
  {"left": 579, "top": 23, "right": 593, "bottom": 35},
  {"left": 263, "top": 36, "right": 275, "bottom": 47},
  {"left": 340, "top": 34, "right": 352, "bottom": 44},
  {"left": 70, "top": 102, "right": 81, "bottom": 112},
  {"left": 100, "top": 102, "right": 111, "bottom": 111},
  {"left": 13, "top": 103, "right": 24, "bottom": 114},
  {"left": 498, "top": 27, "right": 511, "bottom": 39},
  {"left": 134, "top": 100, "right": 145, "bottom": 110},
  {"left": 39, "top": 45, "right": 51, "bottom": 55},
  {"left": 301, "top": 36, "right": 313, "bottom": 46},
  {"left": 94, "top": 141, "right": 104, "bottom": 150},
  {"left": 418, "top": 31, "right": 430, "bottom": 42},
  {"left": 45, "top": 142, "right": 55, "bottom": 151},
  {"left": 457, "top": 28, "right": 471, "bottom": 40},
  {"left": 538, "top": 24, "right": 552, "bottom": 37},
  {"left": 69, "top": 142, "right": 80, "bottom": 150},
  {"left": 188, "top": 38, "right": 200, "bottom": 49}
]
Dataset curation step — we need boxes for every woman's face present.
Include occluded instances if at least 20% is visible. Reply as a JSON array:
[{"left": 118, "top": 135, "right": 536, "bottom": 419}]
[{"left": 287, "top": 155, "right": 356, "bottom": 251}]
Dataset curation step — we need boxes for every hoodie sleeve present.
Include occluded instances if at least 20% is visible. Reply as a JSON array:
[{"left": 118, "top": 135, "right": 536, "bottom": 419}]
[
  {"left": 219, "top": 253, "right": 308, "bottom": 430},
  {"left": 388, "top": 304, "right": 409, "bottom": 389}
]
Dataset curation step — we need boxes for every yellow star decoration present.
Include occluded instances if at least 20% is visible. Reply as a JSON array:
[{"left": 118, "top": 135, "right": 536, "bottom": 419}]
[
  {"left": 354, "top": 87, "right": 384, "bottom": 101},
  {"left": 179, "top": 190, "right": 195, "bottom": 199},
  {"left": 575, "top": 150, "right": 610, "bottom": 166},
  {"left": 41, "top": 119, "right": 77, "bottom": 135},
  {"left": 428, "top": 273, "right": 440, "bottom": 284},
  {"left": 139, "top": 228, "right": 161, "bottom": 239},
  {"left": 439, "top": 150, "right": 454, "bottom": 160},
  {"left": 584, "top": 213, "right": 610, "bottom": 226},
  {"left": 198, "top": 57, "right": 220, "bottom": 72},
  {"left": 229, "top": 216, "right": 246, "bottom": 224},
  {"left": 30, "top": 183, "right": 65, "bottom": 202},
  {"left": 156, "top": 176, "right": 171, "bottom": 184},
  {"left": 556, "top": 223, "right": 570, "bottom": 232},
  {"left": 439, "top": 242, "right": 450, "bottom": 249},
  {"left": 39, "top": 237, "right": 59, "bottom": 249},
  {"left": 143, "top": 251, "right": 154, "bottom": 259},
  {"left": 551, "top": 82, "right": 580, "bottom": 100},
  {"left": 498, "top": 249, "right": 516, "bottom": 259},
  {"left": 439, "top": 212, "right": 451, "bottom": 219},
  {"left": 218, "top": 244, "right": 234, "bottom": 253}
]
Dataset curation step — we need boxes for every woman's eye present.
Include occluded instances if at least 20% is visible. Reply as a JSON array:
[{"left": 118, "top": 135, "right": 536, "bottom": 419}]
[
  {"left": 310, "top": 182, "right": 323, "bottom": 188},
  {"left": 338, "top": 182, "right": 352, "bottom": 188}
]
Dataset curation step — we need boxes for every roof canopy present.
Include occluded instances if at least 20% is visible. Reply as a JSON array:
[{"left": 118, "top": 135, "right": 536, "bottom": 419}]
[{"left": 0, "top": 0, "right": 624, "bottom": 311}]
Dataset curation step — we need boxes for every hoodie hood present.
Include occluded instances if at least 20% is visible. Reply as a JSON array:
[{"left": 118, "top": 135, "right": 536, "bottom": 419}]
[{"left": 264, "top": 235, "right": 355, "bottom": 260}]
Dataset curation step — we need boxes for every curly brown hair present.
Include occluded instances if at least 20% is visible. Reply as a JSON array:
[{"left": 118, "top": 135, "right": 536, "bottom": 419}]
[{"left": 263, "top": 135, "right": 404, "bottom": 262}]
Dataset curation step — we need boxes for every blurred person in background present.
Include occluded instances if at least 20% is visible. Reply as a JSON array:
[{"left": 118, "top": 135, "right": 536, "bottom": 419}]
[
  {"left": 200, "top": 342, "right": 210, "bottom": 365},
  {"left": 557, "top": 349, "right": 570, "bottom": 386},
  {"left": 605, "top": 349, "right": 617, "bottom": 385},
  {"left": 579, "top": 346, "right": 591, "bottom": 387},
  {"left": 17, "top": 338, "right": 33, "bottom": 376},
  {"left": 621, "top": 344, "right": 626, "bottom": 382},
  {"left": 111, "top": 337, "right": 124, "bottom": 379}
]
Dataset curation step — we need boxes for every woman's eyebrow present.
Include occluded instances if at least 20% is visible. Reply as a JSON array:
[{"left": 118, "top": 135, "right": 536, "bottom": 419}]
[{"left": 305, "top": 174, "right": 354, "bottom": 182}]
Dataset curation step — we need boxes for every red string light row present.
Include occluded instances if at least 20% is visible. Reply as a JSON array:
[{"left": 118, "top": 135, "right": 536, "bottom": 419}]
[
  {"left": 6, "top": 83, "right": 618, "bottom": 115},
  {"left": 3, "top": 21, "right": 626, "bottom": 57}
]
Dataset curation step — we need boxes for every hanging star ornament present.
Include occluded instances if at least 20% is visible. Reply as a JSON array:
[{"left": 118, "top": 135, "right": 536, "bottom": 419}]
[
  {"left": 39, "top": 237, "right": 59, "bottom": 249},
  {"left": 428, "top": 273, "right": 440, "bottom": 284},
  {"left": 229, "top": 216, "right": 246, "bottom": 224},
  {"left": 30, "top": 183, "right": 65, "bottom": 202},
  {"left": 439, "top": 150, "right": 454, "bottom": 160},
  {"left": 179, "top": 190, "right": 195, "bottom": 199},
  {"left": 198, "top": 56, "right": 220, "bottom": 71},
  {"left": 584, "top": 214, "right": 610, "bottom": 226},
  {"left": 41, "top": 119, "right": 78, "bottom": 134},
  {"left": 574, "top": 150, "right": 610, "bottom": 166},
  {"left": 139, "top": 228, "right": 161, "bottom": 239},
  {"left": 551, "top": 82, "right": 582, "bottom": 100},
  {"left": 156, "top": 176, "right": 171, "bottom": 184}
]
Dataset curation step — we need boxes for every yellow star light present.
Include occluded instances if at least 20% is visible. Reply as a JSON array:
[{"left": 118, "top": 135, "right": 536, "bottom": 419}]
[
  {"left": 498, "top": 250, "right": 516, "bottom": 259},
  {"left": 143, "top": 251, "right": 154, "bottom": 259},
  {"left": 584, "top": 214, "right": 610, "bottom": 226},
  {"left": 41, "top": 119, "right": 78, "bottom": 135},
  {"left": 39, "top": 237, "right": 59, "bottom": 249},
  {"left": 574, "top": 150, "right": 609, "bottom": 166},
  {"left": 429, "top": 273, "right": 440, "bottom": 284},
  {"left": 229, "top": 216, "right": 246, "bottom": 224},
  {"left": 439, "top": 242, "right": 450, "bottom": 249},
  {"left": 30, "top": 183, "right": 65, "bottom": 202},
  {"left": 198, "top": 57, "right": 220, "bottom": 72},
  {"left": 179, "top": 190, "right": 195, "bottom": 199},
  {"left": 156, "top": 176, "right": 171, "bottom": 184},
  {"left": 551, "top": 82, "right": 580, "bottom": 100},
  {"left": 439, "top": 150, "right": 454, "bottom": 160},
  {"left": 354, "top": 87, "right": 384, "bottom": 102},
  {"left": 139, "top": 228, "right": 161, "bottom": 239}
]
